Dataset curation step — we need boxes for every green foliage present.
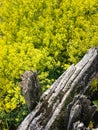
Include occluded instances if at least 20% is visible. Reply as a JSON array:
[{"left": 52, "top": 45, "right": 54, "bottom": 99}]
[
  {"left": 86, "top": 76, "right": 98, "bottom": 109},
  {"left": 93, "top": 100, "right": 98, "bottom": 111},
  {"left": 0, "top": 104, "right": 28, "bottom": 130},
  {"left": 0, "top": 0, "right": 98, "bottom": 129},
  {"left": 90, "top": 76, "right": 98, "bottom": 92}
]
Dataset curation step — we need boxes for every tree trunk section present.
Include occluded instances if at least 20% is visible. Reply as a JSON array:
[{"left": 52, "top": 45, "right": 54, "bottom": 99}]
[{"left": 17, "top": 47, "right": 98, "bottom": 130}]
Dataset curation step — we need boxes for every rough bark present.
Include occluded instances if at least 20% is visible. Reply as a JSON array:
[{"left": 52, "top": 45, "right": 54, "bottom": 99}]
[
  {"left": 65, "top": 94, "right": 96, "bottom": 130},
  {"left": 19, "top": 70, "right": 42, "bottom": 111},
  {"left": 17, "top": 47, "right": 98, "bottom": 130},
  {"left": 73, "top": 121, "right": 98, "bottom": 130}
]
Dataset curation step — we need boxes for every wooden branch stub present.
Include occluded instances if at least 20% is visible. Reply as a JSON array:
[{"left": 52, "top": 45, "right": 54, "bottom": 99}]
[
  {"left": 64, "top": 94, "right": 97, "bottom": 130},
  {"left": 19, "top": 70, "right": 42, "bottom": 111}
]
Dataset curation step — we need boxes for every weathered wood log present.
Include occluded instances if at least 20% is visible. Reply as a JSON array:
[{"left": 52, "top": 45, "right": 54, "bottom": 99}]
[
  {"left": 19, "top": 70, "right": 42, "bottom": 111},
  {"left": 65, "top": 94, "right": 97, "bottom": 130},
  {"left": 17, "top": 47, "right": 98, "bottom": 130}
]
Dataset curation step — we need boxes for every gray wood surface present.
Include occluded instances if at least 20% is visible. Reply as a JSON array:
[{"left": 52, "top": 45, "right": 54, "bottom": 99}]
[{"left": 17, "top": 47, "right": 98, "bottom": 130}]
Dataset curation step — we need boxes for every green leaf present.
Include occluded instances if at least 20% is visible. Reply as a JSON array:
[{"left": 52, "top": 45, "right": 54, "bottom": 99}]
[{"left": 93, "top": 100, "right": 98, "bottom": 111}]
